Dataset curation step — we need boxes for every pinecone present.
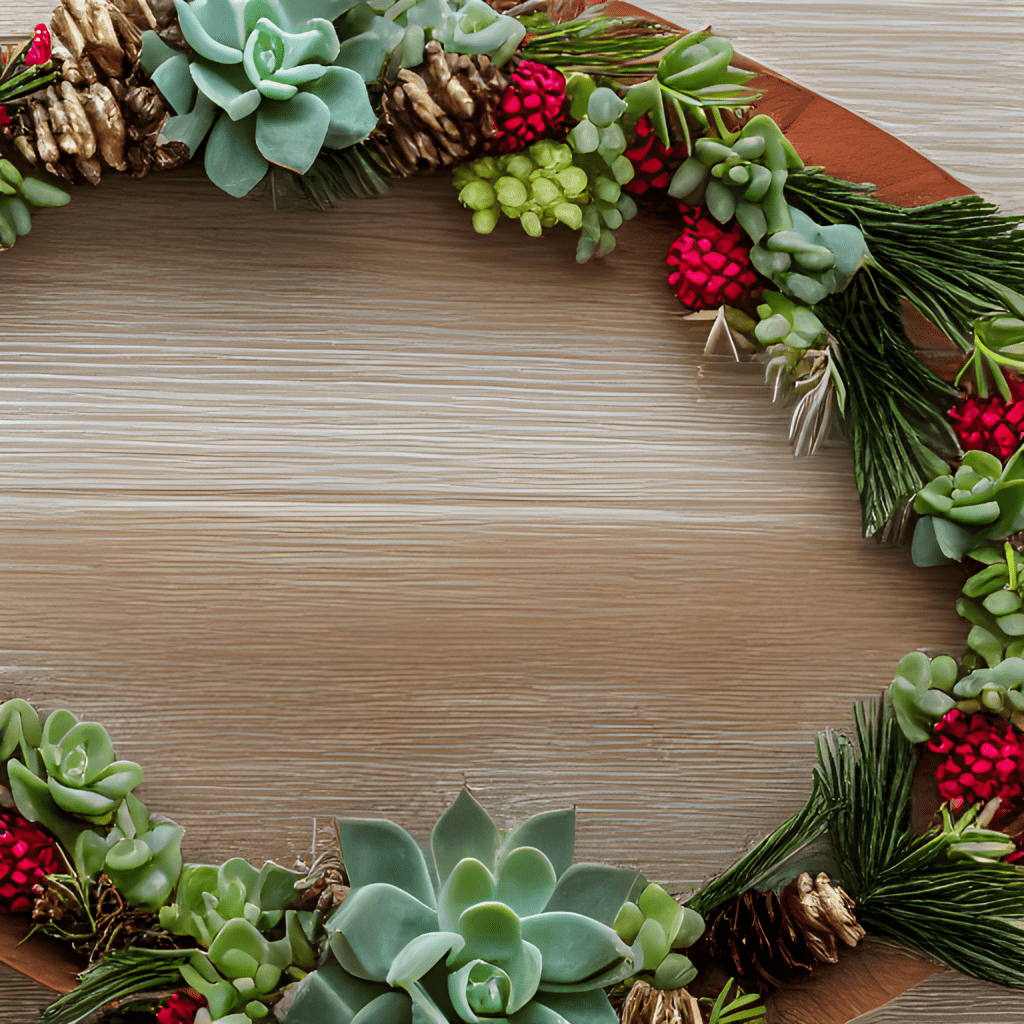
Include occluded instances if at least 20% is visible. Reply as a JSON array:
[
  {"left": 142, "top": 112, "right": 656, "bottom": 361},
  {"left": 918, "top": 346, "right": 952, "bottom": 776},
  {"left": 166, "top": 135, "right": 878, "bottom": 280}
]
[
  {"left": 928, "top": 709, "right": 1024, "bottom": 828},
  {"left": 6, "top": 0, "right": 188, "bottom": 184},
  {"left": 623, "top": 116, "right": 689, "bottom": 199},
  {"left": 619, "top": 979, "right": 702, "bottom": 1024},
  {"left": 492, "top": 60, "right": 567, "bottom": 154},
  {"left": 666, "top": 204, "right": 762, "bottom": 311},
  {"left": 369, "top": 40, "right": 508, "bottom": 175},
  {"left": 695, "top": 872, "right": 865, "bottom": 993},
  {"left": 949, "top": 373, "right": 1024, "bottom": 460},
  {"left": 0, "top": 809, "right": 63, "bottom": 915}
]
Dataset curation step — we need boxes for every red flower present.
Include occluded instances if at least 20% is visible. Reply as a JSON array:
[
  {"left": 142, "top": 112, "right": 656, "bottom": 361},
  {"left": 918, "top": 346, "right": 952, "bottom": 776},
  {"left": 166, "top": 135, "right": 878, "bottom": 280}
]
[
  {"left": 0, "top": 809, "right": 62, "bottom": 915},
  {"left": 25, "top": 24, "right": 51, "bottom": 67},
  {"left": 666, "top": 204, "right": 761, "bottom": 310},
  {"left": 157, "top": 991, "right": 208, "bottom": 1024},
  {"left": 949, "top": 373, "right": 1024, "bottom": 460},
  {"left": 623, "top": 116, "right": 689, "bottom": 197},
  {"left": 928, "top": 709, "right": 1024, "bottom": 830},
  {"left": 493, "top": 61, "right": 567, "bottom": 153},
  {"left": 0, "top": 106, "right": 10, "bottom": 128}
]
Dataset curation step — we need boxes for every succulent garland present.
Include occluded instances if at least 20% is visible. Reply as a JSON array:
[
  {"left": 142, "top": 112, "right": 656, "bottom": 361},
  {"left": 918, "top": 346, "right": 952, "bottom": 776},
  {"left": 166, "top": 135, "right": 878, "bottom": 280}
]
[{"left": 4, "top": 1, "right": 1024, "bottom": 1022}]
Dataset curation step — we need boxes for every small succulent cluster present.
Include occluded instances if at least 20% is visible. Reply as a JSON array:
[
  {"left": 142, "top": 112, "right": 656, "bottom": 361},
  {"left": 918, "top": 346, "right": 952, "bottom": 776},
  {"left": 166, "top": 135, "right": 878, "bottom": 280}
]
[
  {"left": 754, "top": 291, "right": 828, "bottom": 351},
  {"left": 0, "top": 808, "right": 62, "bottom": 915},
  {"left": 928, "top": 709, "right": 1024, "bottom": 829},
  {"left": 494, "top": 60, "right": 567, "bottom": 152},
  {"left": 622, "top": 115, "right": 688, "bottom": 198},
  {"left": 668, "top": 115, "right": 803, "bottom": 242},
  {"left": 0, "top": 156, "right": 69, "bottom": 248},
  {"left": 287, "top": 790, "right": 644, "bottom": 1024},
  {"left": 956, "top": 547, "right": 1024, "bottom": 669},
  {"left": 950, "top": 372, "right": 1024, "bottom": 460},
  {"left": 911, "top": 448, "right": 1024, "bottom": 566},
  {"left": 666, "top": 203, "right": 760, "bottom": 311}
]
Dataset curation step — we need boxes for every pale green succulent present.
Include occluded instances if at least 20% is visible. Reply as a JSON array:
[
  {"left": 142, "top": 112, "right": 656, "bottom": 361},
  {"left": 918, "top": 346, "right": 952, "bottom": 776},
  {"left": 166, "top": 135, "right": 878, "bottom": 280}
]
[
  {"left": 139, "top": 0, "right": 378, "bottom": 197},
  {"left": 159, "top": 857, "right": 301, "bottom": 947},
  {"left": 286, "top": 790, "right": 642, "bottom": 1024},
  {"left": 889, "top": 651, "right": 958, "bottom": 743},
  {"left": 754, "top": 291, "right": 828, "bottom": 352},
  {"left": 334, "top": 0, "right": 526, "bottom": 83},
  {"left": 74, "top": 793, "right": 184, "bottom": 912},
  {"left": 6, "top": 707, "right": 144, "bottom": 835},
  {"left": 613, "top": 882, "right": 704, "bottom": 990}
]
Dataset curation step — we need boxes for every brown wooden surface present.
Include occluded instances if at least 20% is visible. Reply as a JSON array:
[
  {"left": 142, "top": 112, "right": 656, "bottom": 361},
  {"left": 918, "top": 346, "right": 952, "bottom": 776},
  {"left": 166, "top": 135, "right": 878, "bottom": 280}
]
[{"left": 1, "top": 1, "right": 1022, "bottom": 1022}]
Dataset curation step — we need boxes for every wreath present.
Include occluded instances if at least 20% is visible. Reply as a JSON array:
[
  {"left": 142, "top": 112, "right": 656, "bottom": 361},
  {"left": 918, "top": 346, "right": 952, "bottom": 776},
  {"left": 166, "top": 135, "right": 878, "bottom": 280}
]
[{"left": 2, "top": 1, "right": 1024, "bottom": 1023}]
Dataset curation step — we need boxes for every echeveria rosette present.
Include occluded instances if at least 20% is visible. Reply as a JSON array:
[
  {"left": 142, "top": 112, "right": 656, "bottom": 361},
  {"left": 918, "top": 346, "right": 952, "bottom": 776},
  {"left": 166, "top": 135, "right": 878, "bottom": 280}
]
[
  {"left": 285, "top": 790, "right": 641, "bottom": 1024},
  {"left": 912, "top": 448, "right": 1024, "bottom": 567},
  {"left": 140, "top": 0, "right": 377, "bottom": 197},
  {"left": 5, "top": 707, "right": 144, "bottom": 844}
]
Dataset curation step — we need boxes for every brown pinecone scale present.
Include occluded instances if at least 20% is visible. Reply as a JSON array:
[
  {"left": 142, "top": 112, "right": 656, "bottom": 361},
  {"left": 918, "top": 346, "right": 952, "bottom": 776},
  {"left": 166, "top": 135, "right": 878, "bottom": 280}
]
[
  {"left": 695, "top": 871, "right": 866, "bottom": 993},
  {"left": 369, "top": 40, "right": 508, "bottom": 175},
  {"left": 9, "top": 0, "right": 188, "bottom": 183}
]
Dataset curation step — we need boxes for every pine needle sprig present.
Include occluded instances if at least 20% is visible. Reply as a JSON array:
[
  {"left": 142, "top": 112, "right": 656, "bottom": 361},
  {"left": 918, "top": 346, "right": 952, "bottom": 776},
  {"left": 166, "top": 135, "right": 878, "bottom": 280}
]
[
  {"left": 813, "top": 700, "right": 917, "bottom": 896},
  {"left": 293, "top": 143, "right": 392, "bottom": 208},
  {"left": 519, "top": 9, "right": 682, "bottom": 80},
  {"left": 787, "top": 171, "right": 1024, "bottom": 348},
  {"left": 686, "top": 777, "right": 831, "bottom": 916},
  {"left": 39, "top": 948, "right": 193, "bottom": 1024},
  {"left": 815, "top": 272, "right": 958, "bottom": 535}
]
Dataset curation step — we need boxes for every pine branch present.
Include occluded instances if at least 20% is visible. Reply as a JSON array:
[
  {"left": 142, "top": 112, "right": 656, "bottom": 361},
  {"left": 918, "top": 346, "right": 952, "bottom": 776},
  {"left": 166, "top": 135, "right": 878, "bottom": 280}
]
[
  {"left": 815, "top": 272, "right": 958, "bottom": 536},
  {"left": 293, "top": 143, "right": 391, "bottom": 208},
  {"left": 787, "top": 171, "right": 1024, "bottom": 348}
]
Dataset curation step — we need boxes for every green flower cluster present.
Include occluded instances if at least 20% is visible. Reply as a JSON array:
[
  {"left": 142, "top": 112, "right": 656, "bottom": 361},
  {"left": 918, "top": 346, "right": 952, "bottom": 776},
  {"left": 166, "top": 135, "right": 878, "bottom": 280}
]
[
  {"left": 912, "top": 448, "right": 1024, "bottom": 566},
  {"left": 454, "top": 143, "right": 589, "bottom": 238},
  {"left": 0, "top": 158, "right": 70, "bottom": 249}
]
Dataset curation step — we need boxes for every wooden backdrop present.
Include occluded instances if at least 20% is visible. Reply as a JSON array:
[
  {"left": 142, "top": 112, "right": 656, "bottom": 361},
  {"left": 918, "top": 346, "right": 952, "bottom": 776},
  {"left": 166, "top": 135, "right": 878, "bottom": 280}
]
[{"left": 1, "top": 0, "right": 1022, "bottom": 1020}]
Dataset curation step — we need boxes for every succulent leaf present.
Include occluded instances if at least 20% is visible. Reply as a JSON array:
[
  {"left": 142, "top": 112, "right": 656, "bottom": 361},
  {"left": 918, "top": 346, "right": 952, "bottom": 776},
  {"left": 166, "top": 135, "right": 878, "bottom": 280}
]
[
  {"left": 338, "top": 818, "right": 437, "bottom": 907},
  {"left": 432, "top": 789, "right": 503, "bottom": 883}
]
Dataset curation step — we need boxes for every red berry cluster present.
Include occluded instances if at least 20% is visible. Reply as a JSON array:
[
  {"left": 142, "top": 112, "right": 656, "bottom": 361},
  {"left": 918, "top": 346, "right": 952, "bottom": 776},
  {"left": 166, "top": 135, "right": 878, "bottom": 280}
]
[
  {"left": 949, "top": 373, "right": 1024, "bottom": 460},
  {"left": 666, "top": 204, "right": 761, "bottom": 311},
  {"left": 25, "top": 24, "right": 51, "bottom": 67},
  {"left": 623, "top": 116, "right": 689, "bottom": 197},
  {"left": 157, "top": 991, "right": 208, "bottom": 1024},
  {"left": 493, "top": 61, "right": 567, "bottom": 153},
  {"left": 928, "top": 709, "right": 1024, "bottom": 830},
  {"left": 0, "top": 809, "right": 62, "bottom": 915}
]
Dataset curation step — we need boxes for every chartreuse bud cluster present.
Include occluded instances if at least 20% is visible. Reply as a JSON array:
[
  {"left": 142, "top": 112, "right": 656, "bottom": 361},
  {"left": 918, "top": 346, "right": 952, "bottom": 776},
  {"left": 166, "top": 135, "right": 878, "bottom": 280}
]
[
  {"left": 613, "top": 882, "right": 704, "bottom": 990},
  {"left": 0, "top": 158, "right": 70, "bottom": 249},
  {"left": 912, "top": 448, "right": 1024, "bottom": 566},
  {"left": 286, "top": 790, "right": 640, "bottom": 1024}
]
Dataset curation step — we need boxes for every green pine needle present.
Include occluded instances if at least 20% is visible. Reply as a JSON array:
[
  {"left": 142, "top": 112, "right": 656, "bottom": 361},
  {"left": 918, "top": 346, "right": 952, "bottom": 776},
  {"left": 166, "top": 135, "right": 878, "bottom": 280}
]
[
  {"left": 40, "top": 948, "right": 193, "bottom": 1024},
  {"left": 294, "top": 144, "right": 391, "bottom": 208}
]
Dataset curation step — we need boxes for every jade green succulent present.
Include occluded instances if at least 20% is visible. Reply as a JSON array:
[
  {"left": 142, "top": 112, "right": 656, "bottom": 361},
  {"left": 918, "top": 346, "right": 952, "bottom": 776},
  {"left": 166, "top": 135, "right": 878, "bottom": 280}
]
[
  {"left": 335, "top": 0, "right": 526, "bottom": 82},
  {"left": 285, "top": 790, "right": 641, "bottom": 1024},
  {"left": 956, "top": 545, "right": 1024, "bottom": 668},
  {"left": 181, "top": 909, "right": 319, "bottom": 1023},
  {"left": 139, "top": 0, "right": 378, "bottom": 197},
  {"left": 160, "top": 857, "right": 302, "bottom": 947},
  {"left": 5, "top": 707, "right": 144, "bottom": 836},
  {"left": 0, "top": 158, "right": 70, "bottom": 249},
  {"left": 889, "top": 651, "right": 958, "bottom": 743},
  {"left": 74, "top": 793, "right": 184, "bottom": 911},
  {"left": 912, "top": 448, "right": 1024, "bottom": 566},
  {"left": 748, "top": 206, "right": 867, "bottom": 305},
  {"left": 754, "top": 291, "right": 829, "bottom": 352},
  {"left": 668, "top": 114, "right": 802, "bottom": 240},
  {"left": 613, "top": 882, "right": 704, "bottom": 990},
  {"left": 951, "top": 658, "right": 1024, "bottom": 727}
]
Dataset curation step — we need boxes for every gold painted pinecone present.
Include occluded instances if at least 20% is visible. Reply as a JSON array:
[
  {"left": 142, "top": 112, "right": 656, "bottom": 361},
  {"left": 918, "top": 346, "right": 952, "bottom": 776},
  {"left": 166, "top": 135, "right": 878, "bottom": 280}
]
[
  {"left": 368, "top": 40, "right": 508, "bottom": 175},
  {"left": 8, "top": 0, "right": 188, "bottom": 183},
  {"left": 620, "top": 979, "right": 702, "bottom": 1024},
  {"left": 695, "top": 871, "right": 866, "bottom": 993}
]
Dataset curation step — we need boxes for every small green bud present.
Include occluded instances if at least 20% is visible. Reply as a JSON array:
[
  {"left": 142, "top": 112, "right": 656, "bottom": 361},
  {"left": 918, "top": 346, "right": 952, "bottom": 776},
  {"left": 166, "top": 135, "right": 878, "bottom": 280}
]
[
  {"left": 530, "top": 177, "right": 561, "bottom": 207},
  {"left": 505, "top": 154, "right": 534, "bottom": 180},
  {"left": 472, "top": 207, "right": 500, "bottom": 234},
  {"left": 495, "top": 176, "right": 529, "bottom": 208},
  {"left": 520, "top": 210, "right": 543, "bottom": 237},
  {"left": 568, "top": 120, "right": 600, "bottom": 154},
  {"left": 594, "top": 176, "right": 620, "bottom": 204},
  {"left": 474, "top": 156, "right": 499, "bottom": 179},
  {"left": 555, "top": 166, "right": 588, "bottom": 197},
  {"left": 553, "top": 202, "right": 583, "bottom": 230},
  {"left": 459, "top": 180, "right": 497, "bottom": 212}
]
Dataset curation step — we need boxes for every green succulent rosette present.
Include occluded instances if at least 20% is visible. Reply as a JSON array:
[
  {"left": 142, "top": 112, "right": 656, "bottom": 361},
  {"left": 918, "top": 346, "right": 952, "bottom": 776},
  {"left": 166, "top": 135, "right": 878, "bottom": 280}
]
[
  {"left": 5, "top": 707, "right": 144, "bottom": 835},
  {"left": 334, "top": 0, "right": 526, "bottom": 84},
  {"left": 912, "top": 448, "right": 1024, "bottom": 566},
  {"left": 286, "top": 790, "right": 641, "bottom": 1024},
  {"left": 957, "top": 545, "right": 1024, "bottom": 668},
  {"left": 139, "top": 0, "right": 378, "bottom": 197}
]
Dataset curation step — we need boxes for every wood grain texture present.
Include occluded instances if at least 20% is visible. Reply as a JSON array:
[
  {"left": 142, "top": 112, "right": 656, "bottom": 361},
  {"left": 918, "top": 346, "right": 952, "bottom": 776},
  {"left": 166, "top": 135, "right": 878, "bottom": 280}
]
[{"left": 0, "top": 1, "right": 1022, "bottom": 1022}]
